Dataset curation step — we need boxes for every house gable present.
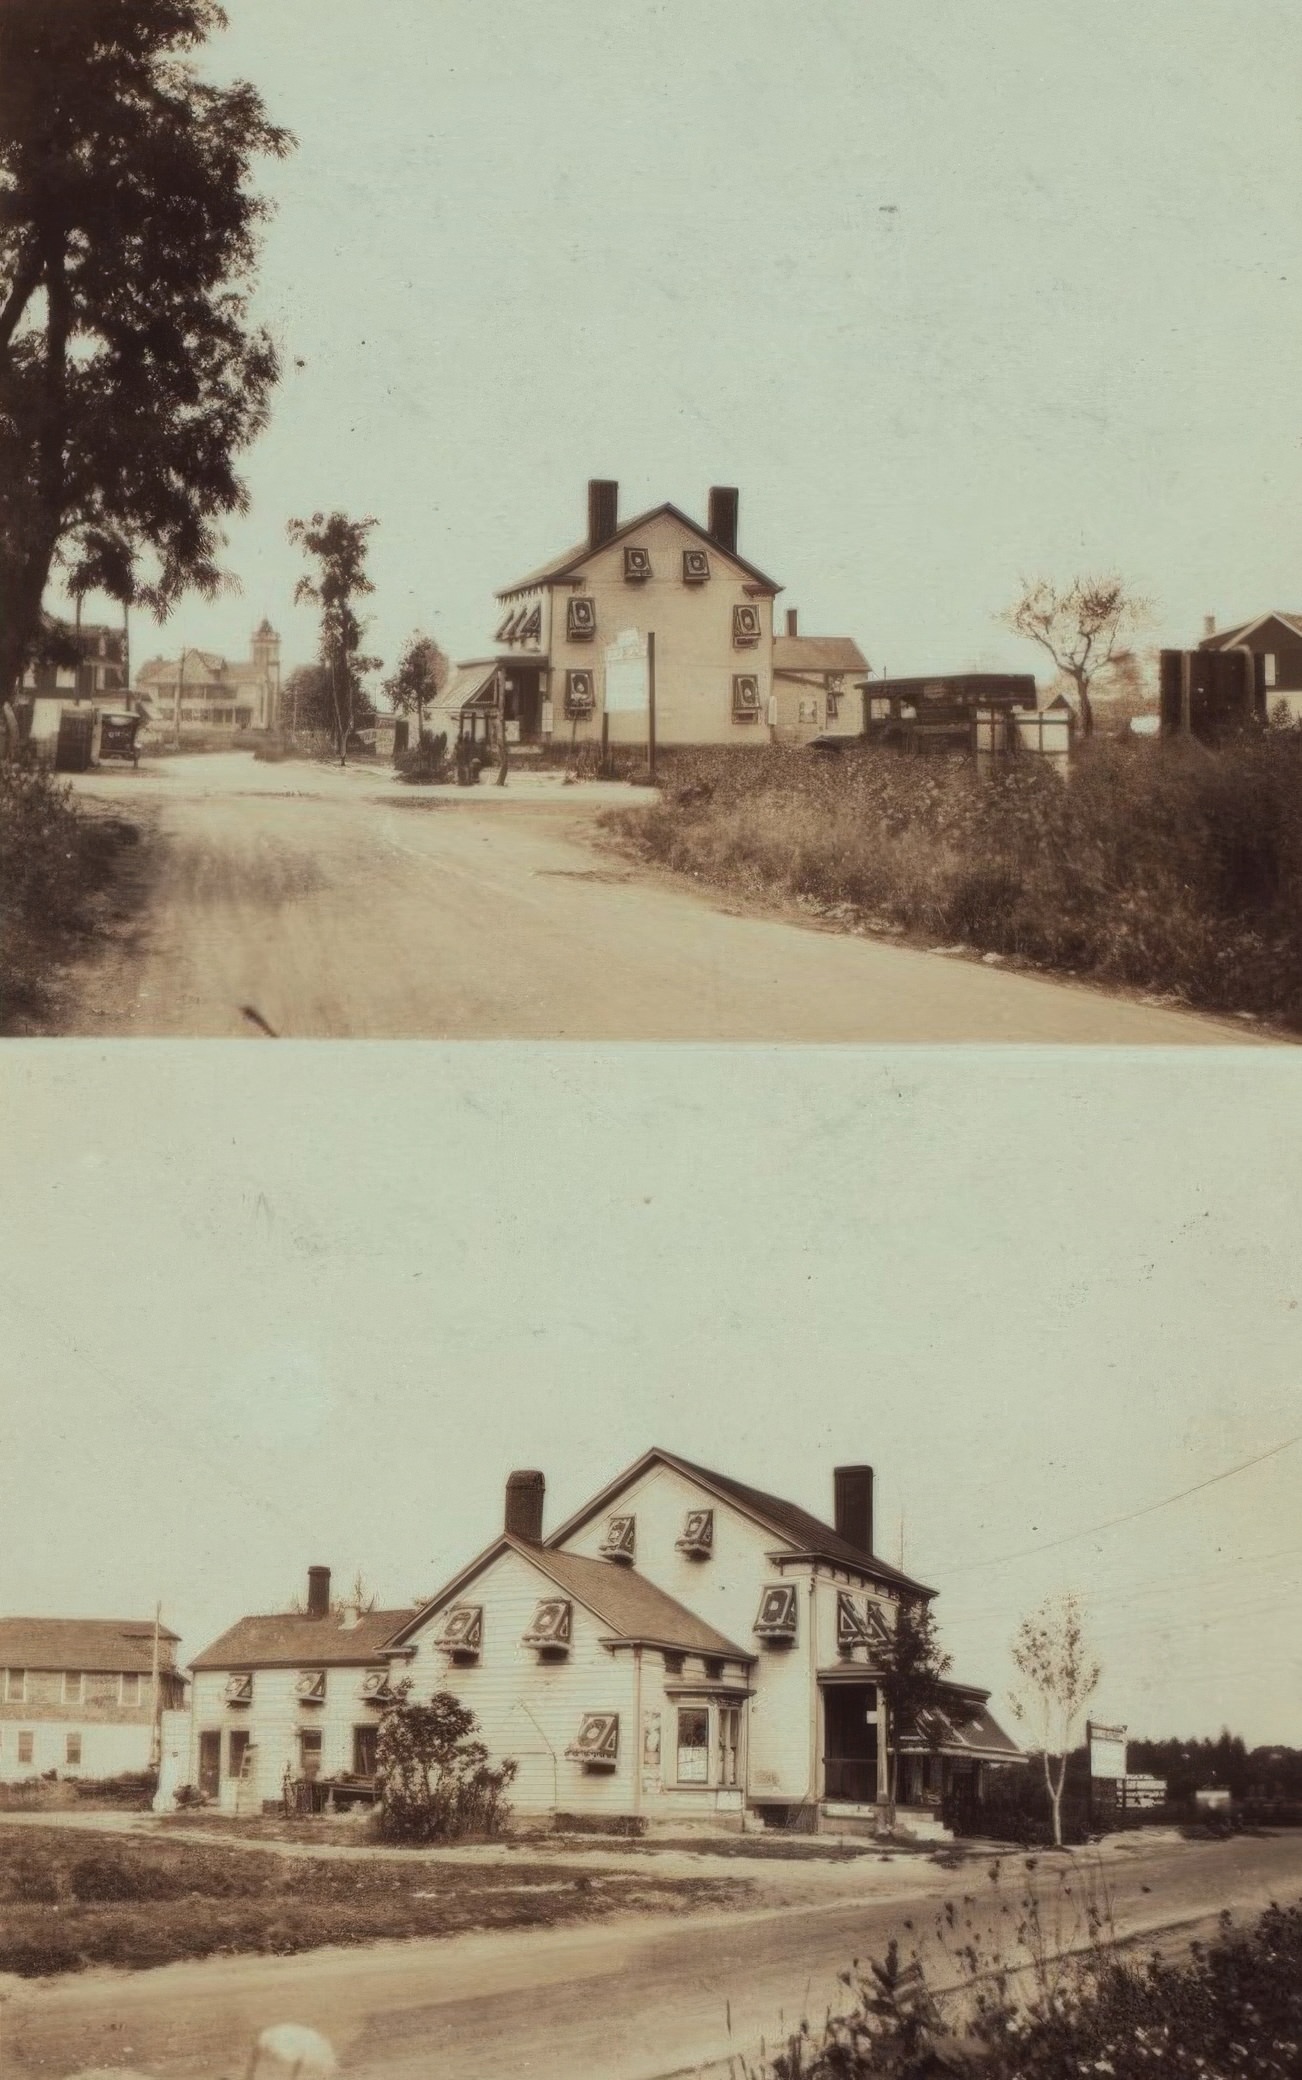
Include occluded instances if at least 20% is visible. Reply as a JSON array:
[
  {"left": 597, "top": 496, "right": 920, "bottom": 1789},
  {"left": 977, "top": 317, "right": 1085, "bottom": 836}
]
[{"left": 497, "top": 503, "right": 781, "bottom": 603}]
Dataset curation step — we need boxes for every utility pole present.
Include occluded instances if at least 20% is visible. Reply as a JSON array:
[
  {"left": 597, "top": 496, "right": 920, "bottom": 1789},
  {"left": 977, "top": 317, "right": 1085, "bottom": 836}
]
[
  {"left": 149, "top": 1601, "right": 162, "bottom": 1772},
  {"left": 646, "top": 630, "right": 657, "bottom": 785}
]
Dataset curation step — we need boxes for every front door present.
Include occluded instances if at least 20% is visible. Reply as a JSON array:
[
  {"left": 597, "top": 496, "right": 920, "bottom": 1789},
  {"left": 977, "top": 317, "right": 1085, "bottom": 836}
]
[
  {"left": 822, "top": 1683, "right": 879, "bottom": 1804},
  {"left": 198, "top": 1730, "right": 221, "bottom": 1799}
]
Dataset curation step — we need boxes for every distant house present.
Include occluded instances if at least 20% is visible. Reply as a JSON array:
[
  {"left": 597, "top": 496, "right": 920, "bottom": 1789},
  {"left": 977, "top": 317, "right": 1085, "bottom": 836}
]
[
  {"left": 770, "top": 613, "right": 868, "bottom": 743},
  {"left": 135, "top": 620, "right": 281, "bottom": 738},
  {"left": 0, "top": 1617, "right": 184, "bottom": 1781},
  {"left": 15, "top": 619, "right": 133, "bottom": 764},
  {"left": 438, "top": 480, "right": 783, "bottom": 752},
  {"left": 186, "top": 1570, "right": 417, "bottom": 1811},
  {"left": 1199, "top": 613, "right": 1302, "bottom": 722}
]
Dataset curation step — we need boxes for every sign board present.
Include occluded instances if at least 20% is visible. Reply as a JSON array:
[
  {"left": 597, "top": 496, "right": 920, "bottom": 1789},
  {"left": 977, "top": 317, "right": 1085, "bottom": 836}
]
[
  {"left": 603, "top": 628, "right": 650, "bottom": 713},
  {"left": 1088, "top": 1720, "right": 1127, "bottom": 1780}
]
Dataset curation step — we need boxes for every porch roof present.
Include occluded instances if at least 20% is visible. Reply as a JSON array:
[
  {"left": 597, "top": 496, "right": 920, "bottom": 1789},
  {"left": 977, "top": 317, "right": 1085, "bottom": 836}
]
[
  {"left": 898, "top": 1697, "right": 1024, "bottom": 1763},
  {"left": 429, "top": 660, "right": 498, "bottom": 717}
]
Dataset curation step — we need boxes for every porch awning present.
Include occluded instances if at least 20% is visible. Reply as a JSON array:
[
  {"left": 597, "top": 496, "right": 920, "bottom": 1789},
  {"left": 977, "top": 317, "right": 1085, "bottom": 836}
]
[
  {"left": 899, "top": 1700, "right": 1024, "bottom": 1763},
  {"left": 430, "top": 661, "right": 498, "bottom": 719}
]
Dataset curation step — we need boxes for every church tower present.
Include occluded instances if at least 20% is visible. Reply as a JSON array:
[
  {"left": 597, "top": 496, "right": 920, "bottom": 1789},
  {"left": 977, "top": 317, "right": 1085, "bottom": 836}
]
[{"left": 250, "top": 619, "right": 281, "bottom": 729}]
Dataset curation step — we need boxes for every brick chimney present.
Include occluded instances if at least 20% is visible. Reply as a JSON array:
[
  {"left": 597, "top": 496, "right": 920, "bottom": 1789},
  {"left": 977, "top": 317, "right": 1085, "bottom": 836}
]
[
  {"left": 707, "top": 486, "right": 739, "bottom": 555},
  {"left": 832, "top": 1466, "right": 874, "bottom": 1557},
  {"left": 505, "top": 1469, "right": 546, "bottom": 1543},
  {"left": 306, "top": 1566, "right": 331, "bottom": 1619},
  {"left": 588, "top": 480, "right": 619, "bottom": 552},
  {"left": 1204, "top": 614, "right": 1217, "bottom": 639},
  {"left": 786, "top": 608, "right": 799, "bottom": 637}
]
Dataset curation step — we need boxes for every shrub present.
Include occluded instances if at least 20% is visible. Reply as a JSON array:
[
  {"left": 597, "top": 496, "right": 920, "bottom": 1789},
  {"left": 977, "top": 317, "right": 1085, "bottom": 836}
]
[{"left": 374, "top": 1685, "right": 517, "bottom": 1843}]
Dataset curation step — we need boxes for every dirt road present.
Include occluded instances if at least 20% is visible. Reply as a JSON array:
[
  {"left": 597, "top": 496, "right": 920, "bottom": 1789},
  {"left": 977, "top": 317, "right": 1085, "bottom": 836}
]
[
  {"left": 4, "top": 1831, "right": 1299, "bottom": 2079},
  {"left": 43, "top": 753, "right": 1263, "bottom": 1040}
]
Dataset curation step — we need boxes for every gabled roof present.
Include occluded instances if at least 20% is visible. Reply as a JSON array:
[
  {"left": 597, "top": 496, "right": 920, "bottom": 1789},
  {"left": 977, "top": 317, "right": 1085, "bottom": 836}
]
[
  {"left": 497, "top": 503, "right": 782, "bottom": 601},
  {"left": 898, "top": 1688, "right": 1024, "bottom": 1763},
  {"left": 546, "top": 1448, "right": 936, "bottom": 1600},
  {"left": 773, "top": 636, "right": 868, "bottom": 675},
  {"left": 0, "top": 1617, "right": 179, "bottom": 1674},
  {"left": 190, "top": 1606, "right": 416, "bottom": 1672},
  {"left": 1200, "top": 613, "right": 1302, "bottom": 651},
  {"left": 387, "top": 1535, "right": 751, "bottom": 1663}
]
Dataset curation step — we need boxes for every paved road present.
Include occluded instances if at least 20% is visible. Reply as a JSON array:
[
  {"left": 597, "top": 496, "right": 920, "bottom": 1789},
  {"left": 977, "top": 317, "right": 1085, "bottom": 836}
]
[
  {"left": 45, "top": 752, "right": 1262, "bottom": 1041},
  {"left": 4, "top": 1832, "right": 1300, "bottom": 2078}
]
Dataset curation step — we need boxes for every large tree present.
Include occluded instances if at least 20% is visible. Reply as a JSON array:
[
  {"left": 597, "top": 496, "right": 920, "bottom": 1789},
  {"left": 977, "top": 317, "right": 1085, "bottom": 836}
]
[
  {"left": 288, "top": 511, "right": 379, "bottom": 763},
  {"left": 1008, "top": 1591, "right": 1101, "bottom": 1847},
  {"left": 383, "top": 632, "right": 448, "bottom": 742},
  {"left": 0, "top": 0, "right": 291, "bottom": 706},
  {"left": 1002, "top": 576, "right": 1153, "bottom": 738}
]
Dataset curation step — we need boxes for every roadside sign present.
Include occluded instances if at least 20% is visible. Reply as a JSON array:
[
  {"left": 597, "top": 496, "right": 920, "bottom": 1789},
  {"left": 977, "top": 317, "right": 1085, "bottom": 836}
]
[
  {"left": 603, "top": 628, "right": 649, "bottom": 712},
  {"left": 1088, "top": 1720, "right": 1127, "bottom": 1780}
]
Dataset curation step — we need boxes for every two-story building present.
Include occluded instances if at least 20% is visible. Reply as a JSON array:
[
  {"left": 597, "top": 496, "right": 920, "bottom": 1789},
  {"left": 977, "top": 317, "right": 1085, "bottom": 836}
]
[
  {"left": 14, "top": 619, "right": 133, "bottom": 764},
  {"left": 0, "top": 1617, "right": 185, "bottom": 1781},
  {"left": 185, "top": 1570, "right": 417, "bottom": 1811},
  {"left": 381, "top": 1452, "right": 1020, "bottom": 1833},
  {"left": 134, "top": 620, "right": 282, "bottom": 738}
]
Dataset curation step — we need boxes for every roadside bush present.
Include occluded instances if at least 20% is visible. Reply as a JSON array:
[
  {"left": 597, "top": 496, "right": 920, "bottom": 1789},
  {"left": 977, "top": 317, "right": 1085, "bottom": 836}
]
[
  {"left": 608, "top": 736, "right": 1302, "bottom": 1026},
  {"left": 396, "top": 730, "right": 449, "bottom": 783},
  {"left": 374, "top": 1685, "right": 517, "bottom": 1843},
  {"left": 0, "top": 754, "right": 91, "bottom": 1018}
]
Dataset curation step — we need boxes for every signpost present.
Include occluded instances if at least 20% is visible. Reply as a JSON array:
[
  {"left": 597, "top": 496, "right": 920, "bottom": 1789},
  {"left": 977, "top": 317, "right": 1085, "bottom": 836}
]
[
  {"left": 1087, "top": 1719, "right": 1127, "bottom": 1833},
  {"left": 602, "top": 627, "right": 657, "bottom": 782}
]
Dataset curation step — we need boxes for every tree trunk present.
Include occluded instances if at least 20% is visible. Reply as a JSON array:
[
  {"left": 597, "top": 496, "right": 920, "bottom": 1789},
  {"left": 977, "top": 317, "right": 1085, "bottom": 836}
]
[
  {"left": 1074, "top": 673, "right": 1094, "bottom": 739},
  {"left": 1044, "top": 1750, "right": 1064, "bottom": 1846}
]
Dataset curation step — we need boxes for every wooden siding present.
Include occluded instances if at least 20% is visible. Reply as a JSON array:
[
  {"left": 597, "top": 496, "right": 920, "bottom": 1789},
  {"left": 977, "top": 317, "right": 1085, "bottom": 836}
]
[
  {"left": 401, "top": 1546, "right": 639, "bottom": 1815},
  {"left": 188, "top": 1664, "right": 391, "bottom": 1811},
  {"left": 557, "top": 1461, "right": 817, "bottom": 1803}
]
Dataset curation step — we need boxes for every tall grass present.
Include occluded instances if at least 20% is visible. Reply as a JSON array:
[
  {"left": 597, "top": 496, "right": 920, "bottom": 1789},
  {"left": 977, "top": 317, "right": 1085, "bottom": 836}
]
[{"left": 610, "top": 739, "right": 1302, "bottom": 1026}]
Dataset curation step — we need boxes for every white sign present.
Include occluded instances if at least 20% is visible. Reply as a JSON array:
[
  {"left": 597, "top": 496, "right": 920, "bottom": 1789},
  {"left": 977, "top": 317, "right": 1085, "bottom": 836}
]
[
  {"left": 1088, "top": 1720, "right": 1127, "bottom": 1780},
  {"left": 603, "top": 627, "right": 649, "bottom": 713}
]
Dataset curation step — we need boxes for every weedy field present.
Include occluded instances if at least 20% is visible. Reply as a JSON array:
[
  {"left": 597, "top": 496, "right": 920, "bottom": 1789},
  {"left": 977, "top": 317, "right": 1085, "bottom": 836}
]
[
  {"left": 0, "top": 1824, "right": 751, "bottom": 1976},
  {"left": 609, "top": 737, "right": 1302, "bottom": 1029}
]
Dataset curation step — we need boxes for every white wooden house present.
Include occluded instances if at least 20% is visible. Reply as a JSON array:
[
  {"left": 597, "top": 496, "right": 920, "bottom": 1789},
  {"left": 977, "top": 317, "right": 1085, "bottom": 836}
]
[{"left": 385, "top": 1454, "right": 1021, "bottom": 1833}]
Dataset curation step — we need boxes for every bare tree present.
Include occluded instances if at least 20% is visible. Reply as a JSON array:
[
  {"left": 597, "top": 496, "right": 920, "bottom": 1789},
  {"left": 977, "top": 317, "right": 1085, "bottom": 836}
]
[
  {"left": 1002, "top": 577, "right": 1153, "bottom": 738},
  {"left": 1008, "top": 1592, "right": 1101, "bottom": 1846}
]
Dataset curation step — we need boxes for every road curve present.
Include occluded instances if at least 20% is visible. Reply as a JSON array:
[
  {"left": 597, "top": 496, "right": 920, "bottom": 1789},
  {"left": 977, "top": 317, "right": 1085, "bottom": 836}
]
[{"left": 42, "top": 753, "right": 1268, "bottom": 1042}]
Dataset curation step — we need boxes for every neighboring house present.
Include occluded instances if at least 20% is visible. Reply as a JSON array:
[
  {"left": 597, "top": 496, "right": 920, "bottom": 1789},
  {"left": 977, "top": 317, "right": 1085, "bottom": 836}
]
[
  {"left": 1199, "top": 612, "right": 1302, "bottom": 722},
  {"left": 186, "top": 1570, "right": 417, "bottom": 1812},
  {"left": 770, "top": 613, "right": 868, "bottom": 743},
  {"left": 15, "top": 619, "right": 133, "bottom": 764},
  {"left": 438, "top": 481, "right": 783, "bottom": 752},
  {"left": 382, "top": 1452, "right": 1020, "bottom": 1833},
  {"left": 135, "top": 619, "right": 281, "bottom": 738},
  {"left": 0, "top": 1617, "right": 185, "bottom": 1781}
]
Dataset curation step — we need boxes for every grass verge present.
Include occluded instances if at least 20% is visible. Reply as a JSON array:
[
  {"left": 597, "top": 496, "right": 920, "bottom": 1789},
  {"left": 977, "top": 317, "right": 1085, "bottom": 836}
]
[
  {"left": 0, "top": 757, "right": 138, "bottom": 1031},
  {"left": 606, "top": 738, "right": 1302, "bottom": 1029},
  {"left": 0, "top": 1825, "right": 750, "bottom": 1977}
]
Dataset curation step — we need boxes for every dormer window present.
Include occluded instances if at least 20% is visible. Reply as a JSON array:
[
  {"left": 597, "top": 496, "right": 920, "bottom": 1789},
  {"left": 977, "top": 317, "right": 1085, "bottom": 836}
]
[
  {"left": 676, "top": 1508, "right": 714, "bottom": 1558},
  {"left": 295, "top": 1670, "right": 326, "bottom": 1704},
  {"left": 753, "top": 1584, "right": 798, "bottom": 1643},
  {"left": 565, "top": 1712, "right": 619, "bottom": 1768},
  {"left": 732, "top": 603, "right": 762, "bottom": 647},
  {"left": 437, "top": 1605, "right": 483, "bottom": 1661},
  {"left": 567, "top": 596, "right": 597, "bottom": 640},
  {"left": 836, "top": 1592, "right": 892, "bottom": 1655},
  {"left": 224, "top": 1672, "right": 254, "bottom": 1705},
  {"left": 623, "top": 545, "right": 652, "bottom": 582},
  {"left": 683, "top": 548, "right": 710, "bottom": 584},
  {"left": 360, "top": 1669, "right": 396, "bottom": 1706},
  {"left": 523, "top": 1598, "right": 572, "bottom": 1655},
  {"left": 599, "top": 1514, "right": 636, "bottom": 1563}
]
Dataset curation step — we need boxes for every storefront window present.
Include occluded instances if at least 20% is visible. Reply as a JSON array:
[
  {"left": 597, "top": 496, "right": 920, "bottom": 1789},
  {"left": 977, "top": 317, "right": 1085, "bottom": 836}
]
[
  {"left": 717, "top": 1706, "right": 741, "bottom": 1788},
  {"left": 676, "top": 1707, "right": 709, "bottom": 1784}
]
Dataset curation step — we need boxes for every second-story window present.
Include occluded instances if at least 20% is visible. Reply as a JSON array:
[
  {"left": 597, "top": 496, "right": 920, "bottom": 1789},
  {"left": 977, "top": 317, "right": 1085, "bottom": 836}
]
[
  {"left": 120, "top": 1673, "right": 143, "bottom": 1708},
  {"left": 62, "top": 1671, "right": 84, "bottom": 1704},
  {"left": 5, "top": 1669, "right": 27, "bottom": 1703}
]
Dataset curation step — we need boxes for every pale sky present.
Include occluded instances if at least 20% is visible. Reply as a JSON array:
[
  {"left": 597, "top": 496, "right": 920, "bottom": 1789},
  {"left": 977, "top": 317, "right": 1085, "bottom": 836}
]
[
  {"left": 3, "top": 1046, "right": 1300, "bottom": 1749},
  {"left": 51, "top": 0, "right": 1302, "bottom": 690}
]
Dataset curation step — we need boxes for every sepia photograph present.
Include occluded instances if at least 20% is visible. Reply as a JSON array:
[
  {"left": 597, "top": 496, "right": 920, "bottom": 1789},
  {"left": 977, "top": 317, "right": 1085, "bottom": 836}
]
[
  {"left": 4, "top": 0, "right": 1302, "bottom": 1041},
  {"left": 2, "top": 1050, "right": 1302, "bottom": 2077},
  {"left": 4, "top": 3, "right": 1302, "bottom": 2079}
]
